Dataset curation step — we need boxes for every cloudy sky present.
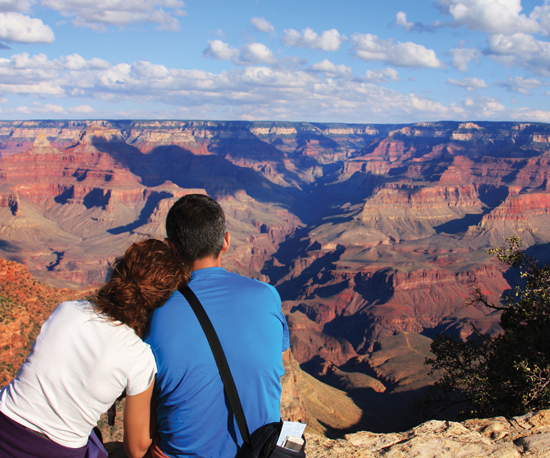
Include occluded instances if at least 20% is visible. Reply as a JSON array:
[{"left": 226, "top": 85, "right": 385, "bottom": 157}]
[{"left": 2, "top": 0, "right": 550, "bottom": 123}]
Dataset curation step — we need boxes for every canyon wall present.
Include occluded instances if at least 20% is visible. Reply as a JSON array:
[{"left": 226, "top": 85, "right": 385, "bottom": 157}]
[{"left": 2, "top": 119, "right": 550, "bottom": 433}]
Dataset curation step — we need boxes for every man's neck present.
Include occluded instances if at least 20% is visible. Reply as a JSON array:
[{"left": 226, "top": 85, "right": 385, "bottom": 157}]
[{"left": 190, "top": 256, "right": 222, "bottom": 272}]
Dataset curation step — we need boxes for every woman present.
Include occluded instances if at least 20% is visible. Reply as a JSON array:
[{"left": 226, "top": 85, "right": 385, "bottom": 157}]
[{"left": 0, "top": 239, "right": 187, "bottom": 458}]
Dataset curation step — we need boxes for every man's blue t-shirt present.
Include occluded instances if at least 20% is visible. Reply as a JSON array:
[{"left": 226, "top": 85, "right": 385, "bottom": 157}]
[{"left": 145, "top": 267, "right": 289, "bottom": 458}]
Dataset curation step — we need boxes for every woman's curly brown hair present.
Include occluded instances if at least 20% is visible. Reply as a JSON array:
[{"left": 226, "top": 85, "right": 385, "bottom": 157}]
[{"left": 92, "top": 239, "right": 188, "bottom": 337}]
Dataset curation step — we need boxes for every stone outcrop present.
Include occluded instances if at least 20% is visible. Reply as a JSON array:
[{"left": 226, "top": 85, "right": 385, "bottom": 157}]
[{"left": 305, "top": 410, "right": 550, "bottom": 457}]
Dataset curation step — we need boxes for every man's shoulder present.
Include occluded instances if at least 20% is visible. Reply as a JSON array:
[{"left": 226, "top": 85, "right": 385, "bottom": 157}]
[
  {"left": 213, "top": 270, "right": 280, "bottom": 297},
  {"left": 193, "top": 268, "right": 278, "bottom": 290}
]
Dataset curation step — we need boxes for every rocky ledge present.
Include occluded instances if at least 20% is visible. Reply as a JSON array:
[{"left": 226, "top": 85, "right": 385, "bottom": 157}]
[
  {"left": 304, "top": 410, "right": 550, "bottom": 457},
  {"left": 105, "top": 410, "right": 550, "bottom": 457}
]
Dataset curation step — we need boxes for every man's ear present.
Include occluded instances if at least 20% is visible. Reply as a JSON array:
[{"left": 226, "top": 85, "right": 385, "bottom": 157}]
[{"left": 221, "top": 232, "right": 231, "bottom": 253}]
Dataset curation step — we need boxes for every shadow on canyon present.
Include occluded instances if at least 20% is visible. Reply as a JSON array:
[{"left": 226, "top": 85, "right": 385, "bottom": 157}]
[
  {"left": 0, "top": 239, "right": 20, "bottom": 253},
  {"left": 89, "top": 136, "right": 396, "bottom": 229},
  {"left": 434, "top": 184, "right": 510, "bottom": 235},
  {"left": 0, "top": 239, "right": 23, "bottom": 264},
  {"left": 270, "top": 243, "right": 346, "bottom": 302},
  {"left": 318, "top": 383, "right": 435, "bottom": 437},
  {"left": 108, "top": 191, "right": 173, "bottom": 234},
  {"left": 90, "top": 139, "right": 335, "bottom": 225},
  {"left": 434, "top": 213, "right": 486, "bottom": 234},
  {"left": 525, "top": 241, "right": 550, "bottom": 265},
  {"left": 495, "top": 241, "right": 550, "bottom": 297}
]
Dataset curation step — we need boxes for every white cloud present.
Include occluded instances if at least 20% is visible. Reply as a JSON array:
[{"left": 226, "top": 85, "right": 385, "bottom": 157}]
[
  {"left": 389, "top": 42, "right": 446, "bottom": 69},
  {"left": 462, "top": 94, "right": 506, "bottom": 116},
  {"left": 42, "top": 103, "right": 65, "bottom": 113},
  {"left": 238, "top": 66, "right": 316, "bottom": 88},
  {"left": 396, "top": 11, "right": 414, "bottom": 31},
  {"left": 395, "top": 10, "right": 434, "bottom": 32},
  {"left": 240, "top": 42, "right": 276, "bottom": 65},
  {"left": 0, "top": 12, "right": 54, "bottom": 43},
  {"left": 16, "top": 102, "right": 65, "bottom": 114},
  {"left": 486, "top": 32, "right": 541, "bottom": 55},
  {"left": 11, "top": 52, "right": 57, "bottom": 69},
  {"left": 0, "top": 53, "right": 116, "bottom": 97},
  {"left": 496, "top": 76, "right": 549, "bottom": 95},
  {"left": 351, "top": 34, "right": 388, "bottom": 61},
  {"left": 310, "top": 59, "right": 351, "bottom": 78},
  {"left": 40, "top": 0, "right": 186, "bottom": 31},
  {"left": 97, "top": 63, "right": 132, "bottom": 89},
  {"left": 0, "top": 81, "right": 64, "bottom": 95},
  {"left": 447, "top": 76, "right": 487, "bottom": 91},
  {"left": 63, "top": 53, "right": 87, "bottom": 70},
  {"left": 69, "top": 104, "right": 95, "bottom": 113},
  {"left": 485, "top": 33, "right": 550, "bottom": 76},
  {"left": 0, "top": 0, "right": 34, "bottom": 12},
  {"left": 15, "top": 106, "right": 31, "bottom": 114},
  {"left": 63, "top": 53, "right": 110, "bottom": 70},
  {"left": 450, "top": 47, "right": 481, "bottom": 71},
  {"left": 363, "top": 68, "right": 400, "bottom": 84},
  {"left": 282, "top": 27, "right": 344, "bottom": 51},
  {"left": 28, "top": 52, "right": 450, "bottom": 121},
  {"left": 0, "top": 53, "right": 60, "bottom": 86},
  {"left": 251, "top": 17, "right": 274, "bottom": 33},
  {"left": 435, "top": 0, "right": 540, "bottom": 34},
  {"left": 0, "top": 51, "right": 543, "bottom": 124},
  {"left": 510, "top": 107, "right": 550, "bottom": 122},
  {"left": 203, "top": 40, "right": 240, "bottom": 62},
  {"left": 203, "top": 40, "right": 276, "bottom": 66},
  {"left": 351, "top": 33, "right": 446, "bottom": 69},
  {"left": 531, "top": 2, "right": 550, "bottom": 35},
  {"left": 130, "top": 61, "right": 170, "bottom": 80}
]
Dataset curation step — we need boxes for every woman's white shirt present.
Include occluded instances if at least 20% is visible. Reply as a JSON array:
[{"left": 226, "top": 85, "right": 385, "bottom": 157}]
[{"left": 0, "top": 300, "right": 156, "bottom": 448}]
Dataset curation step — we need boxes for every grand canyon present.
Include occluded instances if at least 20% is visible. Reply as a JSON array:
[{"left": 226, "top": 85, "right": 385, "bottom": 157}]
[{"left": 1, "top": 119, "right": 550, "bottom": 436}]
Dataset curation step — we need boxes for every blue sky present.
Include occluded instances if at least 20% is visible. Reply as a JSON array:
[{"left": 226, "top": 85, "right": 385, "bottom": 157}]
[{"left": 1, "top": 0, "right": 550, "bottom": 123}]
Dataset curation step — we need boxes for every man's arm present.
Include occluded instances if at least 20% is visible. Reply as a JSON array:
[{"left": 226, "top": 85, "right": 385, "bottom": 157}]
[{"left": 123, "top": 379, "right": 155, "bottom": 458}]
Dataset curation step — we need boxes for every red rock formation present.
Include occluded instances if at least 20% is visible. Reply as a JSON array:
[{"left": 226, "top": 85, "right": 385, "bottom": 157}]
[
  {"left": 361, "top": 138, "right": 409, "bottom": 162},
  {"left": 442, "top": 156, "right": 514, "bottom": 185},
  {"left": 483, "top": 192, "right": 550, "bottom": 222}
]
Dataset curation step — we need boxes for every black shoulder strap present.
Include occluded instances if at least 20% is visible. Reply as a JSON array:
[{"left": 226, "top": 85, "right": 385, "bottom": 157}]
[{"left": 179, "top": 285, "right": 253, "bottom": 448}]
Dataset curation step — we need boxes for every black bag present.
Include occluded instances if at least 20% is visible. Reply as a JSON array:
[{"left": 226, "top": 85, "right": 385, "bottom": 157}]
[
  {"left": 235, "top": 420, "right": 305, "bottom": 458},
  {"left": 179, "top": 286, "right": 306, "bottom": 458}
]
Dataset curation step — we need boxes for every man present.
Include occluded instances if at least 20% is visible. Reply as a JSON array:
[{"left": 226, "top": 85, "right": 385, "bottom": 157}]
[{"left": 145, "top": 194, "right": 289, "bottom": 458}]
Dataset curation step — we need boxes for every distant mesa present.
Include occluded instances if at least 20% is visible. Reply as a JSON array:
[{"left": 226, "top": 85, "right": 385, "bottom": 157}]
[{"left": 32, "top": 132, "right": 52, "bottom": 150}]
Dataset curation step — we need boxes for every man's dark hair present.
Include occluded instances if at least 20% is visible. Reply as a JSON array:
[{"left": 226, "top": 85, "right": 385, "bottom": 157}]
[{"left": 166, "top": 194, "right": 226, "bottom": 264}]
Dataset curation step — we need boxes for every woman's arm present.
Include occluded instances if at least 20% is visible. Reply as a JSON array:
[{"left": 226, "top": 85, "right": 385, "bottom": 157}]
[{"left": 123, "top": 379, "right": 155, "bottom": 458}]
